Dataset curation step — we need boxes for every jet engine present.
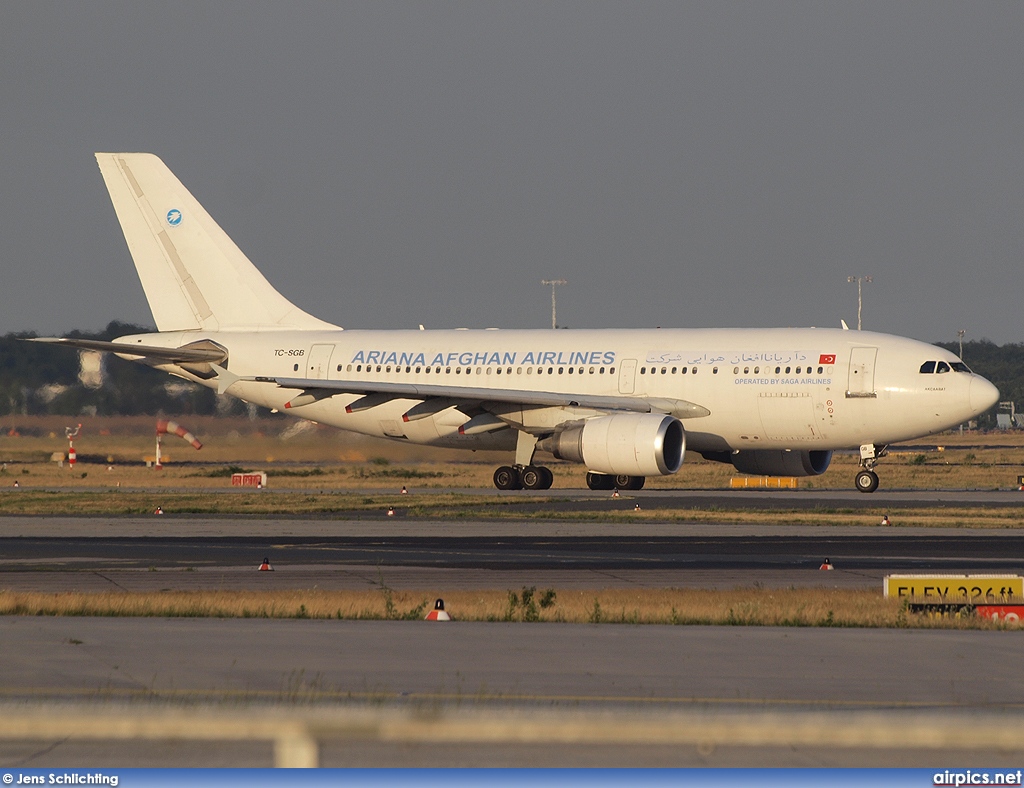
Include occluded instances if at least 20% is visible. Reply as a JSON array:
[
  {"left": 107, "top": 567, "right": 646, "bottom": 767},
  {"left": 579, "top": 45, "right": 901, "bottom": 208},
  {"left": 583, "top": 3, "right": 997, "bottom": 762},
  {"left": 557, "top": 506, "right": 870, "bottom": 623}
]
[
  {"left": 539, "top": 413, "right": 685, "bottom": 477},
  {"left": 703, "top": 449, "right": 833, "bottom": 477}
]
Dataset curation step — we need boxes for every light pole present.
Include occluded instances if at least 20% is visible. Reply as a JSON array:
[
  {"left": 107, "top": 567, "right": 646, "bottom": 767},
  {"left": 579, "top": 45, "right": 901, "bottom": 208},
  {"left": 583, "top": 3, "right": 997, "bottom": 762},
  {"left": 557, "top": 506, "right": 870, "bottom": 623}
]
[
  {"left": 541, "top": 278, "right": 567, "bottom": 329},
  {"left": 846, "top": 275, "right": 872, "bottom": 330},
  {"left": 957, "top": 329, "right": 966, "bottom": 360}
]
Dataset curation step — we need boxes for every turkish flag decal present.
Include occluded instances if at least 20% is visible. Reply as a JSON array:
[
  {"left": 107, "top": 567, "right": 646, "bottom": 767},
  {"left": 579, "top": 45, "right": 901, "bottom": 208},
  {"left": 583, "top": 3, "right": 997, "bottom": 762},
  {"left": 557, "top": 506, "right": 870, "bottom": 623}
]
[{"left": 819, "top": 353, "right": 837, "bottom": 365}]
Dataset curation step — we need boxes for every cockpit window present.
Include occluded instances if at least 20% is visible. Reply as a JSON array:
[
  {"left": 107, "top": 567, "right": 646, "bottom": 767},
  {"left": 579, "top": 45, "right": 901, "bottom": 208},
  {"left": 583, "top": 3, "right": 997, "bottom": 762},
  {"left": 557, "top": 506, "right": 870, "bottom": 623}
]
[
  {"left": 935, "top": 361, "right": 951, "bottom": 373},
  {"left": 951, "top": 361, "right": 972, "bottom": 373},
  {"left": 919, "top": 361, "right": 936, "bottom": 374}
]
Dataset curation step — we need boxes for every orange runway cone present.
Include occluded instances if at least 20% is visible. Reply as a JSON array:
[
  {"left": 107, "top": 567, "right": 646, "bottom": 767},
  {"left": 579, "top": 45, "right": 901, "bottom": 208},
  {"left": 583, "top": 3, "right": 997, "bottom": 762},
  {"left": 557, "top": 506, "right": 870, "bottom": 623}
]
[
  {"left": 634, "top": 503, "right": 641, "bottom": 511},
  {"left": 612, "top": 489, "right": 620, "bottom": 498},
  {"left": 387, "top": 507, "right": 395, "bottom": 516},
  {"left": 401, "top": 486, "right": 408, "bottom": 495},
  {"left": 425, "top": 598, "right": 451, "bottom": 621},
  {"left": 881, "top": 514, "right": 891, "bottom": 526},
  {"left": 153, "top": 506, "right": 163, "bottom": 515},
  {"left": 819, "top": 558, "right": 834, "bottom": 570},
  {"left": 259, "top": 557, "right": 273, "bottom": 571}
]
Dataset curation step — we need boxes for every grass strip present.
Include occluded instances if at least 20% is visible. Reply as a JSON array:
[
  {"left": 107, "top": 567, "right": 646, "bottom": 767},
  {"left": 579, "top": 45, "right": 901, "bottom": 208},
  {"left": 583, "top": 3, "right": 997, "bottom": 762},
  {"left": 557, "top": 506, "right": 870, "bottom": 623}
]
[
  {"left": 1, "top": 588, "right": 1019, "bottom": 629},
  {"left": 0, "top": 489, "right": 1020, "bottom": 528}
]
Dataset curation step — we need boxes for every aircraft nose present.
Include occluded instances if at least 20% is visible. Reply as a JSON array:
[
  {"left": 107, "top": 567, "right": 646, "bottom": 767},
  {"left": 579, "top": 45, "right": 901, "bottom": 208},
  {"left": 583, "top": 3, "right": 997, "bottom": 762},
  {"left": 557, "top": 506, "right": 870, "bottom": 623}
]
[{"left": 970, "top": 376, "right": 1000, "bottom": 415}]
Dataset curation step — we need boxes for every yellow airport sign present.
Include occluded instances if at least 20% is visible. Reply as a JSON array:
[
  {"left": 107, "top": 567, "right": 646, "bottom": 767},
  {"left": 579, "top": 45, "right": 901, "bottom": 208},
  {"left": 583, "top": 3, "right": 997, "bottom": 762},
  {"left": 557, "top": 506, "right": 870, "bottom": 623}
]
[{"left": 884, "top": 574, "right": 1023, "bottom": 603}]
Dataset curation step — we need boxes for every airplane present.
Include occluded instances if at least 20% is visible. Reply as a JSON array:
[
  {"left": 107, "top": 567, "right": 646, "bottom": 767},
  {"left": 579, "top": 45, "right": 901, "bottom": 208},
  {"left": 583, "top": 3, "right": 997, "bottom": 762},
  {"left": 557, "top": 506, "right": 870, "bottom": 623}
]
[{"left": 34, "top": 153, "right": 1000, "bottom": 493}]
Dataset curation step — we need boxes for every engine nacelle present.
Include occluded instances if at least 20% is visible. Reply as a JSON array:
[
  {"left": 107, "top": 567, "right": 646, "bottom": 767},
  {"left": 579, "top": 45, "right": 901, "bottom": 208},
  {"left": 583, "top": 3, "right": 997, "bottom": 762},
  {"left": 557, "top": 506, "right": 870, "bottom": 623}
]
[
  {"left": 726, "top": 449, "right": 833, "bottom": 477},
  {"left": 539, "top": 413, "right": 685, "bottom": 477}
]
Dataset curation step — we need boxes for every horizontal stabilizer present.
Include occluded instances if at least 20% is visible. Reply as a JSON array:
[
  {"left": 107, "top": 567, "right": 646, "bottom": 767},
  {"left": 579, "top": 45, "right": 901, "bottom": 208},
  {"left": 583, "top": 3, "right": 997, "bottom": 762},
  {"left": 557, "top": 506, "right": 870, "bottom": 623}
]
[{"left": 30, "top": 337, "right": 228, "bottom": 364}]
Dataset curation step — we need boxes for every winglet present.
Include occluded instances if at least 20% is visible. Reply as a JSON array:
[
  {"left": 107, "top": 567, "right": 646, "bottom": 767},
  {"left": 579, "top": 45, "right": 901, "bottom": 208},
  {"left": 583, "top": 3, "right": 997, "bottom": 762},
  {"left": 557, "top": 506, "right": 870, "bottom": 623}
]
[{"left": 841, "top": 319, "right": 850, "bottom": 330}]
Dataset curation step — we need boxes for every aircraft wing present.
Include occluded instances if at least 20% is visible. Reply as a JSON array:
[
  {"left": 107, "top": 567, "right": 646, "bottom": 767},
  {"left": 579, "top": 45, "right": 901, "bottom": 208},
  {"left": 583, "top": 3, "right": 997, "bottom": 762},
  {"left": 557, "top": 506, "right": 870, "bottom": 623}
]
[
  {"left": 29, "top": 337, "right": 228, "bottom": 364},
  {"left": 251, "top": 375, "right": 711, "bottom": 419}
]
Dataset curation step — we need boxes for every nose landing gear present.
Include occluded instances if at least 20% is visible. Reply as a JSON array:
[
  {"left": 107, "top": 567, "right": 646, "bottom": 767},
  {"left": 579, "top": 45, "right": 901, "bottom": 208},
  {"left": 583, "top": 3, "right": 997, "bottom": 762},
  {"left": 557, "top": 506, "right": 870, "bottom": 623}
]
[{"left": 854, "top": 443, "right": 887, "bottom": 493}]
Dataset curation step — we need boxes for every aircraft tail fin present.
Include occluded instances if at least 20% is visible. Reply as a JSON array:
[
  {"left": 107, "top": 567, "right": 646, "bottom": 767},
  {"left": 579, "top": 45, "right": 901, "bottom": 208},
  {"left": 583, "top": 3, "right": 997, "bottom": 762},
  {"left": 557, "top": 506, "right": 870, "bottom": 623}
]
[{"left": 95, "top": 153, "right": 338, "bottom": 332}]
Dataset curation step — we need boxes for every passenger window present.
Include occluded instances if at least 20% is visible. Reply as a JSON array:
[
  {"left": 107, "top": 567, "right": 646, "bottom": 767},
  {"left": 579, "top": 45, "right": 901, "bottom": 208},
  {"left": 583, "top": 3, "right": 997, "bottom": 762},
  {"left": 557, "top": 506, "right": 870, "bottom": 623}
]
[
  {"left": 356, "top": 364, "right": 362, "bottom": 372},
  {"left": 590, "top": 367, "right": 595, "bottom": 374},
  {"left": 743, "top": 367, "right": 749, "bottom": 374},
  {"left": 415, "top": 367, "right": 421, "bottom": 373},
  {"left": 558, "top": 367, "right": 564, "bottom": 374},
  {"left": 293, "top": 364, "right": 299, "bottom": 372},
  {"left": 681, "top": 367, "right": 687, "bottom": 374},
  {"left": 775, "top": 367, "right": 780, "bottom": 374},
  {"left": 817, "top": 366, "right": 822, "bottom": 374},
  {"left": 753, "top": 367, "right": 758, "bottom": 374},
  {"left": 599, "top": 367, "right": 605, "bottom": 374},
  {"left": 936, "top": 361, "right": 951, "bottom": 373},
  {"left": 785, "top": 367, "right": 791, "bottom": 374},
  {"left": 733, "top": 367, "right": 739, "bottom": 375},
  {"left": 610, "top": 367, "right": 615, "bottom": 374},
  {"left": 713, "top": 367, "right": 718, "bottom": 374},
  {"left": 640, "top": 367, "right": 646, "bottom": 375},
  {"left": 527, "top": 367, "right": 533, "bottom": 375},
  {"left": 488, "top": 368, "right": 493, "bottom": 375}
]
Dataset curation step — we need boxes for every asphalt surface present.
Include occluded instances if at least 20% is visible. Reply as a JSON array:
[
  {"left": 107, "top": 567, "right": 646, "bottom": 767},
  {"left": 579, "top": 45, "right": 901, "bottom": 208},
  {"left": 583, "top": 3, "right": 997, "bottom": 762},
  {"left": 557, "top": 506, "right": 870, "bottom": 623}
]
[
  {"left": 2, "top": 619, "right": 1023, "bottom": 766},
  {"left": 2, "top": 507, "right": 1023, "bottom": 767}
]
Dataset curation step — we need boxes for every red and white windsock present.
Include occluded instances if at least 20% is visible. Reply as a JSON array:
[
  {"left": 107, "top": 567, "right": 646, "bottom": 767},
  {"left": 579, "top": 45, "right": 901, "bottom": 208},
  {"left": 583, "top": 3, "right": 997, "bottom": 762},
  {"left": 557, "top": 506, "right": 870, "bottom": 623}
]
[{"left": 156, "top": 420, "right": 202, "bottom": 450}]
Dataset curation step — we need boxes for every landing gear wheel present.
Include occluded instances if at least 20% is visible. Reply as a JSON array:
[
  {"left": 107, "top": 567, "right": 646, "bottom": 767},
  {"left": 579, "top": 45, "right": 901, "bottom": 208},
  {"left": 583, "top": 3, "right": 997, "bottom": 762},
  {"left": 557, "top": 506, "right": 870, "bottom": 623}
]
[
  {"left": 521, "top": 465, "right": 551, "bottom": 490},
  {"left": 586, "top": 472, "right": 615, "bottom": 491},
  {"left": 493, "top": 465, "right": 522, "bottom": 490},
  {"left": 855, "top": 469, "right": 879, "bottom": 493},
  {"left": 615, "top": 475, "right": 646, "bottom": 491}
]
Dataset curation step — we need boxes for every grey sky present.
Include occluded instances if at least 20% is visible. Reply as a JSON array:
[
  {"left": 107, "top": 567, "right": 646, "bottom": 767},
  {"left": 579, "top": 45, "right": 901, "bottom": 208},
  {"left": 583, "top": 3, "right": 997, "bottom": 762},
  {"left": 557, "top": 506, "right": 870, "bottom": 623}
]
[{"left": 2, "top": 2, "right": 1023, "bottom": 344}]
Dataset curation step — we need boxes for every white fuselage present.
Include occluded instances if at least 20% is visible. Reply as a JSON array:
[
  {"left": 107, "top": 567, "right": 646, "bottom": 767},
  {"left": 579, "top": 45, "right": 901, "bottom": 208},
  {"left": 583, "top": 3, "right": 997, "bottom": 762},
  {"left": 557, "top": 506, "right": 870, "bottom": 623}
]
[{"left": 118, "top": 326, "right": 995, "bottom": 462}]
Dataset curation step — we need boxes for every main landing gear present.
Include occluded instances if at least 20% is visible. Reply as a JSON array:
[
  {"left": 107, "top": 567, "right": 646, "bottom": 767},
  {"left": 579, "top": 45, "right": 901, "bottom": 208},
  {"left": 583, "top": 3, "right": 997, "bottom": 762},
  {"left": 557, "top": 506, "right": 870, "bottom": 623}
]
[
  {"left": 586, "top": 472, "right": 645, "bottom": 491},
  {"left": 854, "top": 443, "right": 888, "bottom": 493},
  {"left": 493, "top": 465, "right": 554, "bottom": 490}
]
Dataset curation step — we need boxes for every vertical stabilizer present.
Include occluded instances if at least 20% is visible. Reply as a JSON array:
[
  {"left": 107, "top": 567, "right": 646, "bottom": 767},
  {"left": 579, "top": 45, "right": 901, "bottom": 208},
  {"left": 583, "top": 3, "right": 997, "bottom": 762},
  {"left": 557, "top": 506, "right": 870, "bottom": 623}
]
[{"left": 95, "top": 153, "right": 338, "bottom": 332}]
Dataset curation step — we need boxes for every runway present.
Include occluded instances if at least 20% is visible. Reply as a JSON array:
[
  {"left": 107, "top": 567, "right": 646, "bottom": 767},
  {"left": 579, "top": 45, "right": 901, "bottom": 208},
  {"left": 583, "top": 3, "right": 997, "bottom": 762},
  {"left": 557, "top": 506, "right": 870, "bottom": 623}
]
[
  {"left": 2, "top": 510, "right": 1023, "bottom": 766},
  {"left": 1, "top": 515, "right": 1023, "bottom": 592}
]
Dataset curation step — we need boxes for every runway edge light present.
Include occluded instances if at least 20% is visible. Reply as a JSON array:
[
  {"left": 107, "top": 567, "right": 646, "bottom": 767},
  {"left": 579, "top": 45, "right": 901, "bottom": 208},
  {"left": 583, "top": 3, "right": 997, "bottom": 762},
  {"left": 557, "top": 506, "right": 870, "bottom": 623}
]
[{"left": 426, "top": 599, "right": 451, "bottom": 621}]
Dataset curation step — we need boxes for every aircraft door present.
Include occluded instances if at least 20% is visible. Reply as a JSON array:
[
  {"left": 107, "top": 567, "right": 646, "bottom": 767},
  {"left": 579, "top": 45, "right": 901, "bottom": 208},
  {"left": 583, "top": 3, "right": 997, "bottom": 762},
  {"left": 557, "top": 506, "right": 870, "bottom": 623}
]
[
  {"left": 618, "top": 359, "right": 637, "bottom": 394},
  {"left": 846, "top": 347, "right": 877, "bottom": 398},
  {"left": 306, "top": 344, "right": 335, "bottom": 379}
]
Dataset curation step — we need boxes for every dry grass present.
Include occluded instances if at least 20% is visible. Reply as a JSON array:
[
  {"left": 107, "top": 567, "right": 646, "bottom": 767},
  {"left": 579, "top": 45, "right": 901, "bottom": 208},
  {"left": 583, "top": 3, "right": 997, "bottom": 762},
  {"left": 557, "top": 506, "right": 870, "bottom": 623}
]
[
  {"left": 0, "top": 416, "right": 1023, "bottom": 493},
  {"left": 0, "top": 587, "right": 1015, "bottom": 628},
  {"left": 0, "top": 488, "right": 1019, "bottom": 528}
]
